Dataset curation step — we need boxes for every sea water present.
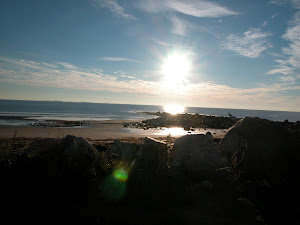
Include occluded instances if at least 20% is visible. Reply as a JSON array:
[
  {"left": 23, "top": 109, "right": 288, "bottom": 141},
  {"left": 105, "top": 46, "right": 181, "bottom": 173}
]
[{"left": 0, "top": 100, "right": 299, "bottom": 127}]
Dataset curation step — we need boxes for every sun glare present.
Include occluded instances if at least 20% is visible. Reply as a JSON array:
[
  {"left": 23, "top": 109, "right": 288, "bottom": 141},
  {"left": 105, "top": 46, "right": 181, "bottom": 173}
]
[
  {"left": 161, "top": 52, "right": 191, "bottom": 83},
  {"left": 164, "top": 104, "right": 185, "bottom": 115},
  {"left": 157, "top": 127, "right": 189, "bottom": 136}
]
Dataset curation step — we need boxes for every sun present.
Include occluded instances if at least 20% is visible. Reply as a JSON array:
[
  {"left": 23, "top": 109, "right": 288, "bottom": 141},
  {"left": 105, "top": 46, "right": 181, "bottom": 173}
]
[
  {"left": 161, "top": 52, "right": 191, "bottom": 83},
  {"left": 164, "top": 104, "right": 185, "bottom": 115}
]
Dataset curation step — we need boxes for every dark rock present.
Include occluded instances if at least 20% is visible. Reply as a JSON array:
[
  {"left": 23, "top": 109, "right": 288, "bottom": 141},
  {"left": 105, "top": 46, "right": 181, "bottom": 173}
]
[
  {"left": 170, "top": 134, "right": 226, "bottom": 179},
  {"left": 106, "top": 140, "right": 139, "bottom": 164},
  {"left": 219, "top": 117, "right": 300, "bottom": 186},
  {"left": 219, "top": 117, "right": 300, "bottom": 224},
  {"left": 127, "top": 137, "right": 168, "bottom": 198},
  {"left": 94, "top": 144, "right": 107, "bottom": 152},
  {"left": 22, "top": 135, "right": 99, "bottom": 192}
]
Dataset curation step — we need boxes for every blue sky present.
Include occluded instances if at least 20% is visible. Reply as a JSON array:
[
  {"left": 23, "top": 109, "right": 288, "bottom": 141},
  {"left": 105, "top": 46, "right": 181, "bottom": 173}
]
[{"left": 0, "top": 0, "right": 300, "bottom": 111}]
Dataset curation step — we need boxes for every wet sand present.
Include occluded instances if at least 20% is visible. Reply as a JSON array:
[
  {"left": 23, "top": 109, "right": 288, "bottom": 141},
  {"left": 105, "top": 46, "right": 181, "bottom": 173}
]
[{"left": 0, "top": 120, "right": 227, "bottom": 140}]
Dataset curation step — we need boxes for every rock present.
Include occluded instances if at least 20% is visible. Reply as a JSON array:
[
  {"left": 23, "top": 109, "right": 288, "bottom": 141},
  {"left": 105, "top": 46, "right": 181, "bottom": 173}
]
[
  {"left": 106, "top": 140, "right": 139, "bottom": 164},
  {"left": 219, "top": 117, "right": 300, "bottom": 224},
  {"left": 186, "top": 180, "right": 214, "bottom": 192},
  {"left": 127, "top": 138, "right": 168, "bottom": 197},
  {"left": 134, "top": 138, "right": 167, "bottom": 173},
  {"left": 219, "top": 117, "right": 300, "bottom": 187},
  {"left": 22, "top": 135, "right": 99, "bottom": 192},
  {"left": 59, "top": 135, "right": 99, "bottom": 180},
  {"left": 170, "top": 134, "right": 226, "bottom": 178}
]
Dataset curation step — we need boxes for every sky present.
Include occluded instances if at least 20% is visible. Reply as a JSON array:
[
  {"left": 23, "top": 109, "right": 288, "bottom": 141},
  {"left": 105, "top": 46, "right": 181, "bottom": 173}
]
[{"left": 0, "top": 0, "right": 300, "bottom": 111}]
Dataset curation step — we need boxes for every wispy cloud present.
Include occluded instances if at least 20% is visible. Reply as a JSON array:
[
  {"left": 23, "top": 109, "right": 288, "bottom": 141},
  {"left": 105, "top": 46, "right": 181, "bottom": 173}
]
[
  {"left": 121, "top": 75, "right": 136, "bottom": 79},
  {"left": 222, "top": 28, "right": 272, "bottom": 58},
  {"left": 98, "top": 57, "right": 140, "bottom": 62},
  {"left": 269, "top": 0, "right": 289, "bottom": 6},
  {"left": 93, "top": 0, "right": 136, "bottom": 20},
  {"left": 93, "top": 0, "right": 238, "bottom": 36},
  {"left": 1, "top": 56, "right": 299, "bottom": 111},
  {"left": 167, "top": 14, "right": 193, "bottom": 36},
  {"left": 136, "top": 0, "right": 238, "bottom": 36},
  {"left": 268, "top": 1, "right": 300, "bottom": 82},
  {"left": 57, "top": 62, "right": 79, "bottom": 70},
  {"left": 268, "top": 66, "right": 295, "bottom": 75},
  {"left": 279, "top": 75, "right": 296, "bottom": 82},
  {"left": 136, "top": 0, "right": 238, "bottom": 17}
]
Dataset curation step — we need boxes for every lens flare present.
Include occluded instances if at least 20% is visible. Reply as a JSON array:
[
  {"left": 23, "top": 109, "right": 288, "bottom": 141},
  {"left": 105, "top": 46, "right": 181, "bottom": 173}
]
[{"left": 113, "top": 168, "right": 128, "bottom": 182}]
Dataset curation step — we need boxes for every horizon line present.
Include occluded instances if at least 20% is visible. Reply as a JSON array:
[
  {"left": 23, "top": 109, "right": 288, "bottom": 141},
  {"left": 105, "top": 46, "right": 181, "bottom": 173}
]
[{"left": 1, "top": 98, "right": 299, "bottom": 113}]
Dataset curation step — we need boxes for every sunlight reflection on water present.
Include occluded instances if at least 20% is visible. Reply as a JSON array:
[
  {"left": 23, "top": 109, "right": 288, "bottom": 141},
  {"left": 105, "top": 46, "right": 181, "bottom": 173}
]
[{"left": 155, "top": 127, "right": 191, "bottom": 136}]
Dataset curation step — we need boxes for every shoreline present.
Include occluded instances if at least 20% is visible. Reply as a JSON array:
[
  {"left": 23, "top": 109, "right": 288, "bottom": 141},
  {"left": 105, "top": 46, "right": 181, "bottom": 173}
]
[{"left": 0, "top": 119, "right": 227, "bottom": 140}]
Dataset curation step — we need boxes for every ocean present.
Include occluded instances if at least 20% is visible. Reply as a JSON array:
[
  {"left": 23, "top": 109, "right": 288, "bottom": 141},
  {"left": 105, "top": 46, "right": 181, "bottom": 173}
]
[{"left": 0, "top": 100, "right": 299, "bottom": 126}]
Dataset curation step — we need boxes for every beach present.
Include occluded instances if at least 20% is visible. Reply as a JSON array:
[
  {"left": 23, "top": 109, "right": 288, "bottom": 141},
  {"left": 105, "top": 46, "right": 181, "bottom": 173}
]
[
  {"left": 1, "top": 116, "right": 300, "bottom": 225},
  {"left": 0, "top": 119, "right": 228, "bottom": 140}
]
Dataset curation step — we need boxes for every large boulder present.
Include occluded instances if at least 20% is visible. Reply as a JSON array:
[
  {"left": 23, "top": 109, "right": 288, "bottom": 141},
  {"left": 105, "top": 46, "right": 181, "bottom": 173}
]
[
  {"left": 170, "top": 133, "right": 226, "bottom": 178},
  {"left": 134, "top": 137, "right": 168, "bottom": 175},
  {"left": 22, "top": 135, "right": 99, "bottom": 192},
  {"left": 127, "top": 137, "right": 168, "bottom": 198},
  {"left": 219, "top": 117, "right": 300, "bottom": 224},
  {"left": 219, "top": 117, "right": 300, "bottom": 187}
]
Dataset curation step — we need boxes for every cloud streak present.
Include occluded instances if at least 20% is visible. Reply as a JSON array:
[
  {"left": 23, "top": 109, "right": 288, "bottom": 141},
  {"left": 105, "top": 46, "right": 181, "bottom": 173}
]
[
  {"left": 94, "top": 0, "right": 238, "bottom": 36},
  {"left": 98, "top": 57, "right": 140, "bottom": 62},
  {"left": 136, "top": 0, "right": 238, "bottom": 36},
  {"left": 136, "top": 0, "right": 238, "bottom": 17},
  {"left": 93, "top": 0, "right": 136, "bottom": 20},
  {"left": 167, "top": 14, "right": 193, "bottom": 36},
  {"left": 222, "top": 28, "right": 272, "bottom": 58}
]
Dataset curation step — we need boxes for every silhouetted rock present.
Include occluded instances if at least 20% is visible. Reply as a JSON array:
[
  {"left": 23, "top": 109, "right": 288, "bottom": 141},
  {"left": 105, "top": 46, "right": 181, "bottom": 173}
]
[
  {"left": 128, "top": 137, "right": 168, "bottom": 198},
  {"left": 124, "top": 112, "right": 239, "bottom": 129},
  {"left": 219, "top": 117, "right": 300, "bottom": 186},
  {"left": 219, "top": 117, "right": 300, "bottom": 224},
  {"left": 106, "top": 140, "right": 139, "bottom": 164},
  {"left": 22, "top": 135, "right": 99, "bottom": 192},
  {"left": 170, "top": 134, "right": 226, "bottom": 179}
]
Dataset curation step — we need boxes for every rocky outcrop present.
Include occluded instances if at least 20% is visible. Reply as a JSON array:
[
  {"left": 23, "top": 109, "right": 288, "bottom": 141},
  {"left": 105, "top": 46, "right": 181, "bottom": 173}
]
[
  {"left": 219, "top": 117, "right": 300, "bottom": 186},
  {"left": 170, "top": 133, "right": 226, "bottom": 179}
]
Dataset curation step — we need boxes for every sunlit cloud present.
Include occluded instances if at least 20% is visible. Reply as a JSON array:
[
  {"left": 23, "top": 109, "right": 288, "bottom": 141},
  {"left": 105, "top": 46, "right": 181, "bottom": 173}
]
[
  {"left": 279, "top": 75, "right": 296, "bottom": 82},
  {"left": 98, "top": 57, "right": 140, "bottom": 63},
  {"left": 93, "top": 0, "right": 136, "bottom": 20},
  {"left": 167, "top": 14, "right": 194, "bottom": 36},
  {"left": 120, "top": 75, "right": 136, "bottom": 79},
  {"left": 57, "top": 62, "right": 79, "bottom": 70},
  {"left": 1, "top": 56, "right": 299, "bottom": 111},
  {"left": 222, "top": 28, "right": 272, "bottom": 58},
  {"left": 268, "top": 66, "right": 295, "bottom": 75},
  {"left": 136, "top": 0, "right": 237, "bottom": 36},
  {"left": 93, "top": 0, "right": 237, "bottom": 36},
  {"left": 136, "top": 0, "right": 238, "bottom": 17}
]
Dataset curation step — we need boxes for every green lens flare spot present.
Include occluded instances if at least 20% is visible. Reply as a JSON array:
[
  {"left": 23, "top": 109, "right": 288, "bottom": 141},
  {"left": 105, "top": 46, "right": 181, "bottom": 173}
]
[{"left": 113, "top": 168, "right": 128, "bottom": 182}]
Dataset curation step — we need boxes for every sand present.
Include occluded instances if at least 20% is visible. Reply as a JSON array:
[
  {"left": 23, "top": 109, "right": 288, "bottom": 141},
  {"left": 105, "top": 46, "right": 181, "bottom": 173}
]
[{"left": 0, "top": 120, "right": 227, "bottom": 140}]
